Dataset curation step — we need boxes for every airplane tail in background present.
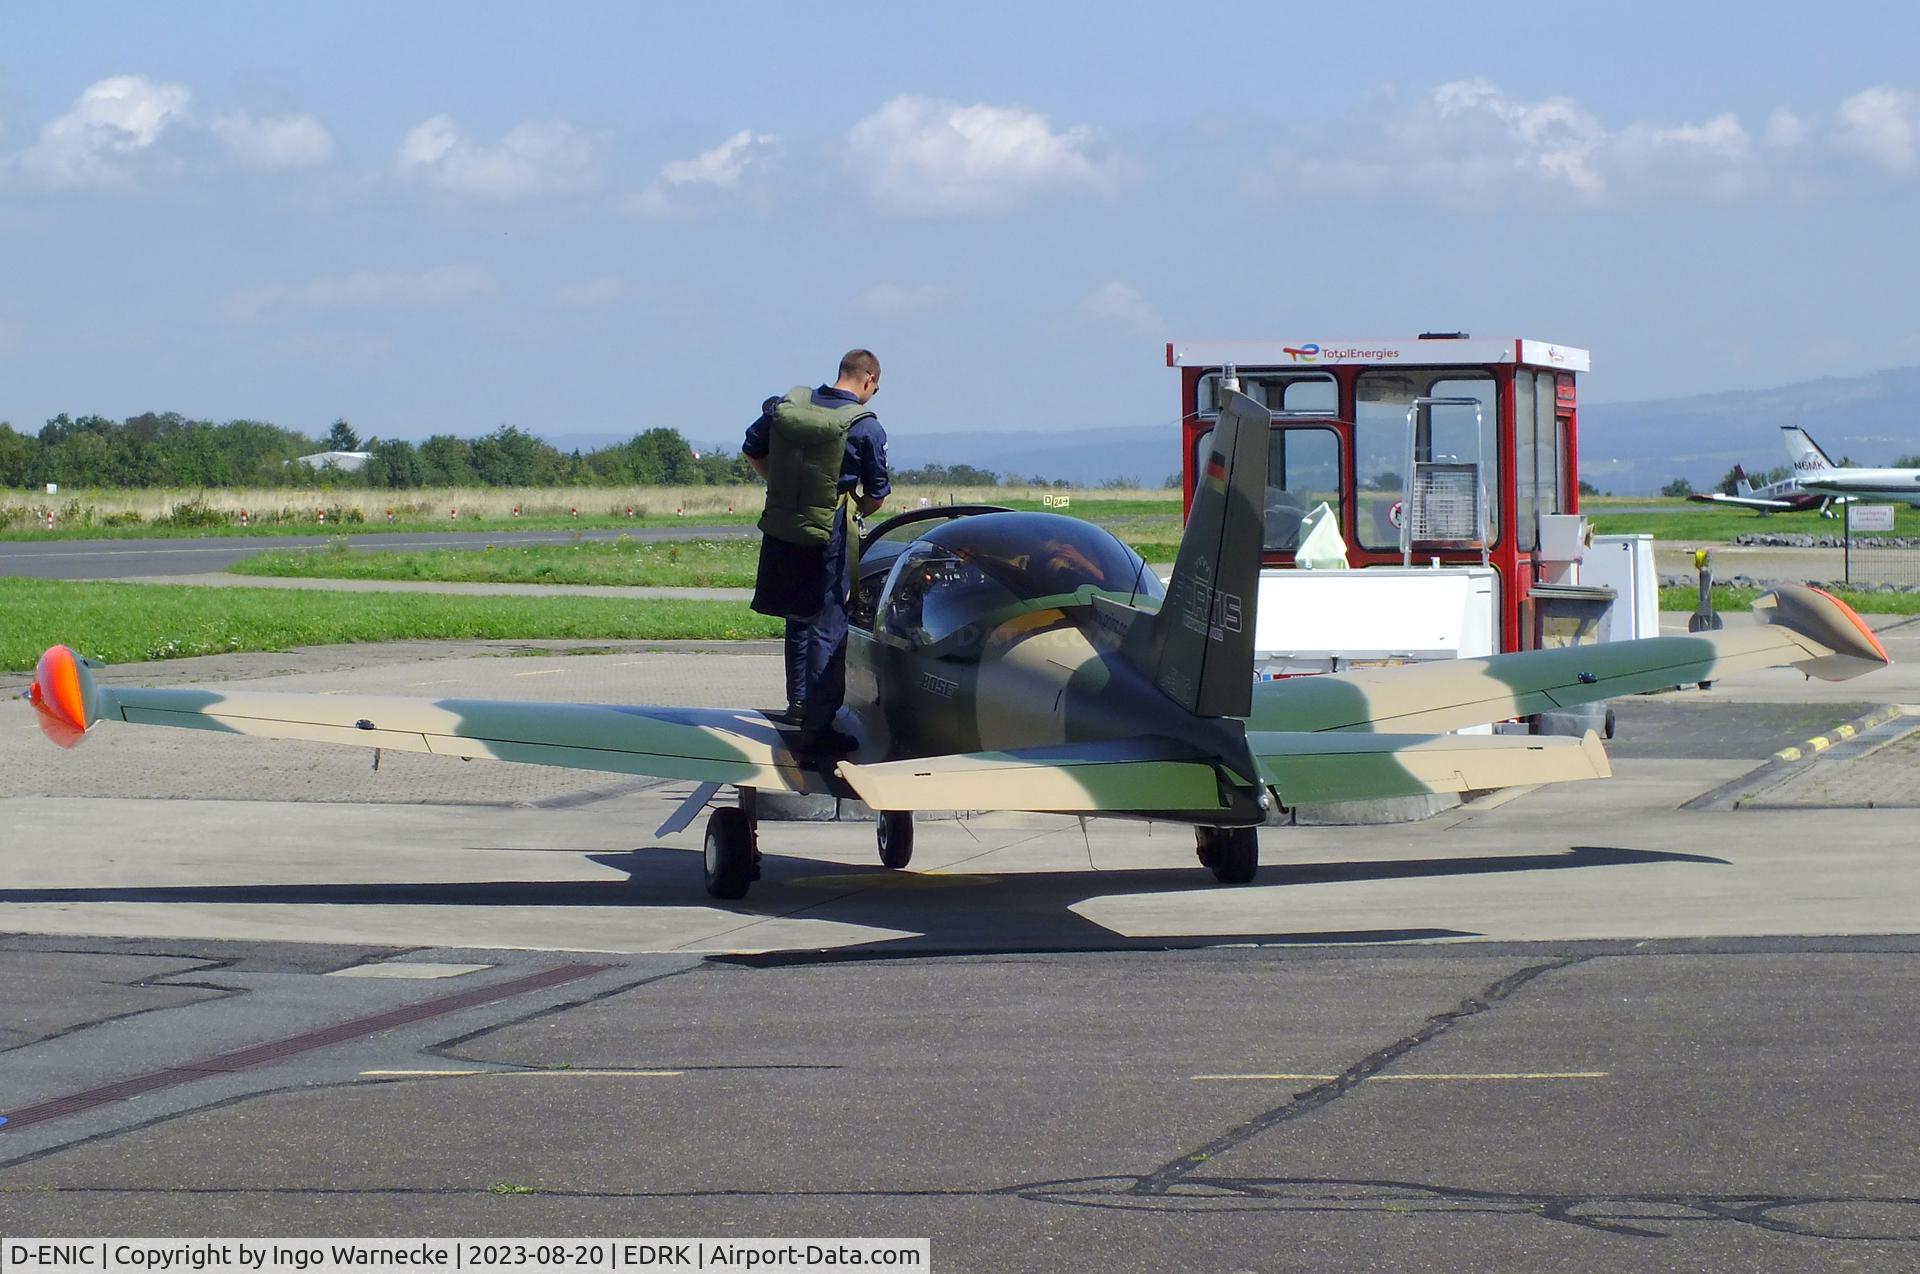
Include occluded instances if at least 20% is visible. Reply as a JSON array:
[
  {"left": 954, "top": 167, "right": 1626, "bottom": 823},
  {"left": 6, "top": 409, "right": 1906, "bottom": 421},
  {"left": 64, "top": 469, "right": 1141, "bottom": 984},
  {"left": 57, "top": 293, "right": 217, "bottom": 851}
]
[
  {"left": 1733, "top": 464, "right": 1753, "bottom": 495},
  {"left": 1784, "top": 426, "right": 1837, "bottom": 473},
  {"left": 1142, "top": 388, "right": 1271, "bottom": 719}
]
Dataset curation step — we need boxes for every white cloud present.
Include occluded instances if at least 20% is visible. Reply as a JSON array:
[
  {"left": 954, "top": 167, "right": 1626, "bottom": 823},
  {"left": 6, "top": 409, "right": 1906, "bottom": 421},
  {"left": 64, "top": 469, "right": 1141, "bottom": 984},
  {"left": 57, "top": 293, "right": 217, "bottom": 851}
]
[
  {"left": 1767, "top": 108, "right": 1809, "bottom": 148},
  {"left": 852, "top": 282, "right": 947, "bottom": 320},
  {"left": 211, "top": 111, "right": 334, "bottom": 170},
  {"left": 1430, "top": 77, "right": 1607, "bottom": 196},
  {"left": 396, "top": 115, "right": 599, "bottom": 198},
  {"left": 1076, "top": 281, "right": 1165, "bottom": 337},
  {"left": 555, "top": 276, "right": 628, "bottom": 308},
  {"left": 661, "top": 129, "right": 775, "bottom": 187},
  {"left": 1274, "top": 78, "right": 1765, "bottom": 207},
  {"left": 2, "top": 75, "right": 335, "bottom": 190},
  {"left": 846, "top": 95, "right": 1110, "bottom": 214},
  {"left": 1834, "top": 86, "right": 1919, "bottom": 175},
  {"left": 13, "top": 75, "right": 192, "bottom": 189},
  {"left": 223, "top": 264, "right": 496, "bottom": 323}
]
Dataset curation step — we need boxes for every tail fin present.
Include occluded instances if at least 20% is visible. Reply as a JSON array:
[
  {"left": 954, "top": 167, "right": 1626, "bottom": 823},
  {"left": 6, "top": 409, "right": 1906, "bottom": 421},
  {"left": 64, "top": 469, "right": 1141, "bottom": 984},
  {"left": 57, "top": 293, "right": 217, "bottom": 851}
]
[
  {"left": 1144, "top": 389, "right": 1271, "bottom": 717},
  {"left": 1733, "top": 464, "right": 1753, "bottom": 495},
  {"left": 1783, "top": 426, "right": 1837, "bottom": 473}
]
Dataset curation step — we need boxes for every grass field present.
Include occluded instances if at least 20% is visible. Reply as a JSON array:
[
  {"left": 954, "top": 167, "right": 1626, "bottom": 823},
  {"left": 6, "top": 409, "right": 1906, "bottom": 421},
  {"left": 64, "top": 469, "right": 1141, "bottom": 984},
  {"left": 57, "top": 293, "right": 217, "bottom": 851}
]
[
  {"left": 1655, "top": 584, "right": 1920, "bottom": 614},
  {"left": 230, "top": 538, "right": 762, "bottom": 588},
  {"left": 1588, "top": 503, "right": 1920, "bottom": 542},
  {"left": 6, "top": 576, "right": 1907, "bottom": 673},
  {"left": 0, "top": 579, "right": 780, "bottom": 671},
  {"left": 0, "top": 484, "right": 1177, "bottom": 540}
]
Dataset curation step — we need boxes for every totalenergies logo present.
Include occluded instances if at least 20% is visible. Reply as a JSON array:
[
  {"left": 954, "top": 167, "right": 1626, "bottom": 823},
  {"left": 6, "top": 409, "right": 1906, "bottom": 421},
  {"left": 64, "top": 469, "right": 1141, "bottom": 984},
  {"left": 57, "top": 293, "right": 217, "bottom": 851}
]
[{"left": 1282, "top": 342, "right": 1320, "bottom": 363}]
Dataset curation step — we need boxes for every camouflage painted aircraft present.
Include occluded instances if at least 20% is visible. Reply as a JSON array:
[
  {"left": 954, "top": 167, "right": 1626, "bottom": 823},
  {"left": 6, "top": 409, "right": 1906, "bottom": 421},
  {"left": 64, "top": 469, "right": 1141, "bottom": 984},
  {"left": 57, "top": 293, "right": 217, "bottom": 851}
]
[{"left": 27, "top": 392, "right": 1891, "bottom": 900}]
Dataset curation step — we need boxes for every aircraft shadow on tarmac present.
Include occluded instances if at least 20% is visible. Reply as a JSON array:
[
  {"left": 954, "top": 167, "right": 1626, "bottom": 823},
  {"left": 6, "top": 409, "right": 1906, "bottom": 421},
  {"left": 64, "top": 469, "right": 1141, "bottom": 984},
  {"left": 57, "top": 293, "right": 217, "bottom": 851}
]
[{"left": 0, "top": 843, "right": 1726, "bottom": 957}]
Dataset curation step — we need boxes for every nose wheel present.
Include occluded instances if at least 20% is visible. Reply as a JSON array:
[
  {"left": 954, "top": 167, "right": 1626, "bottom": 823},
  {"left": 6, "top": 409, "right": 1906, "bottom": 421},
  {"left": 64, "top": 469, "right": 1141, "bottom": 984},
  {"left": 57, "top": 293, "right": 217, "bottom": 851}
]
[
  {"left": 877, "top": 810, "right": 915, "bottom": 869},
  {"left": 703, "top": 805, "right": 760, "bottom": 899},
  {"left": 1196, "top": 826, "right": 1259, "bottom": 884}
]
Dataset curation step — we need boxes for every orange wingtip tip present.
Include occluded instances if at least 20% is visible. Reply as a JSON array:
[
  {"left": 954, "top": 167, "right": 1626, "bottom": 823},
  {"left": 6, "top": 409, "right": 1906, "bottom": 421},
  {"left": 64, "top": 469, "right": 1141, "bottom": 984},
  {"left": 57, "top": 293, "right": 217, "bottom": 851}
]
[
  {"left": 1805, "top": 587, "right": 1892, "bottom": 663},
  {"left": 28, "top": 645, "right": 90, "bottom": 748}
]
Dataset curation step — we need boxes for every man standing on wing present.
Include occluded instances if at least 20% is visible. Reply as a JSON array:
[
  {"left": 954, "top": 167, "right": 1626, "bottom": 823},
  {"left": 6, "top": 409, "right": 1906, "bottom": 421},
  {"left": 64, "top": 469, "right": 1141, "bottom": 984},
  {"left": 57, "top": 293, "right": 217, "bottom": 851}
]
[{"left": 743, "top": 348, "right": 890, "bottom": 754}]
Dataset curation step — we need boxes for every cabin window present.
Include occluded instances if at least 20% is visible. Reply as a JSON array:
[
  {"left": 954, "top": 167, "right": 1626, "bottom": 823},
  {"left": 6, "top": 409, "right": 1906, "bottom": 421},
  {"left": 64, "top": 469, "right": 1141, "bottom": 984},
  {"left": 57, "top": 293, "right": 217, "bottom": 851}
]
[
  {"left": 1265, "top": 427, "right": 1344, "bottom": 552},
  {"left": 1196, "top": 371, "right": 1337, "bottom": 417},
  {"left": 1354, "top": 369, "right": 1499, "bottom": 550}
]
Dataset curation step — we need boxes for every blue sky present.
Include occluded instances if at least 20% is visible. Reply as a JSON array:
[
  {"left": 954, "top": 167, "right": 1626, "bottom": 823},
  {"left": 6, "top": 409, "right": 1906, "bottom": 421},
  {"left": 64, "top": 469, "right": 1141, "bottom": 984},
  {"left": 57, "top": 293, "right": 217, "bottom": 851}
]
[{"left": 4, "top": 1, "right": 1919, "bottom": 446}]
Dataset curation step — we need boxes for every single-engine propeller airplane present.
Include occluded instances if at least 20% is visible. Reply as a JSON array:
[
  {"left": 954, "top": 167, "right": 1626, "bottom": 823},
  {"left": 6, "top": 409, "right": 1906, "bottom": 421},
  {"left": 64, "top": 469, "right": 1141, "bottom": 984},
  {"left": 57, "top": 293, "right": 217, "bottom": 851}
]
[{"left": 27, "top": 392, "right": 1891, "bottom": 900}]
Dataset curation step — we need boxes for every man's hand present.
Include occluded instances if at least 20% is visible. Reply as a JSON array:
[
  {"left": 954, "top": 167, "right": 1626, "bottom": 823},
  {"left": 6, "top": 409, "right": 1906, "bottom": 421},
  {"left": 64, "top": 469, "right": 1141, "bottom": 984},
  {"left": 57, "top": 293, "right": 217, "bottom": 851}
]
[{"left": 856, "top": 493, "right": 885, "bottom": 517}]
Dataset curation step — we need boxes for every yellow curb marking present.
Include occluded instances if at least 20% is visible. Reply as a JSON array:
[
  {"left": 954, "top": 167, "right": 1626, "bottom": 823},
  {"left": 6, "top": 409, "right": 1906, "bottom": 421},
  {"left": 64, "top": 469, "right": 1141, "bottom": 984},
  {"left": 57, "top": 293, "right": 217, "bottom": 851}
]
[{"left": 512, "top": 668, "right": 567, "bottom": 677}]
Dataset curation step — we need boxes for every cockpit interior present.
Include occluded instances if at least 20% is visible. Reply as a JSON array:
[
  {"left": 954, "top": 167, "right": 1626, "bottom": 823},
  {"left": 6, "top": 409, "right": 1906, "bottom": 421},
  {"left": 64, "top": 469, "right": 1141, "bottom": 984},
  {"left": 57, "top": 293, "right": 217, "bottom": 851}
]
[{"left": 852, "top": 509, "right": 1164, "bottom": 655}]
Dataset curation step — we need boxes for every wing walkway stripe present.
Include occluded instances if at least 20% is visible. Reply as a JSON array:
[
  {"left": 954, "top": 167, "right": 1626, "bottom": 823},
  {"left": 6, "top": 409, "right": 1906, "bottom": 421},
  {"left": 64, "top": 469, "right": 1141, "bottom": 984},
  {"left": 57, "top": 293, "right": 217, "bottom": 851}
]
[{"left": 0, "top": 963, "right": 607, "bottom": 1133}]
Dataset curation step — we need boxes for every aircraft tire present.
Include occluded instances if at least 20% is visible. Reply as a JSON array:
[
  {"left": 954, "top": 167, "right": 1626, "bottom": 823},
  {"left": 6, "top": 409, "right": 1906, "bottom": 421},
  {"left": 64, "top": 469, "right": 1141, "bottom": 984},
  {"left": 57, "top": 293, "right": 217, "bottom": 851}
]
[
  {"left": 1194, "top": 827, "right": 1219, "bottom": 870},
  {"left": 1206, "top": 827, "right": 1259, "bottom": 885},
  {"left": 704, "top": 807, "right": 756, "bottom": 900},
  {"left": 877, "top": 811, "right": 915, "bottom": 869}
]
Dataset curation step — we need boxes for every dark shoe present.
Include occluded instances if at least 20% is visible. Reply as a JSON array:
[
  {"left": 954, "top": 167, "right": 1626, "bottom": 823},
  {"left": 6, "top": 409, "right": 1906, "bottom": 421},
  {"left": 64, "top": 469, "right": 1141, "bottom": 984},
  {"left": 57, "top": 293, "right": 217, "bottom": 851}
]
[
  {"left": 765, "top": 705, "right": 803, "bottom": 725},
  {"left": 795, "top": 728, "right": 859, "bottom": 756}
]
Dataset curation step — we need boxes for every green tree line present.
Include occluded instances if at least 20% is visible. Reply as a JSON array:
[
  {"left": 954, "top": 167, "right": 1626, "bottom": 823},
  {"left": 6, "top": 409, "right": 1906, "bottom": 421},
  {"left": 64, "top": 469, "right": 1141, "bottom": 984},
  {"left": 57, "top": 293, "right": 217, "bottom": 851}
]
[{"left": 0, "top": 412, "right": 756, "bottom": 490}]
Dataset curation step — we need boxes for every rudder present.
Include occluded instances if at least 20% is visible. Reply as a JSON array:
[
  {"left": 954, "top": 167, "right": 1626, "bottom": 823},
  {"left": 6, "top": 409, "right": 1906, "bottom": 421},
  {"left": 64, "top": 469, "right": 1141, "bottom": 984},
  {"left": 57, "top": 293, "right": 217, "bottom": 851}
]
[{"left": 1145, "top": 388, "right": 1272, "bottom": 717}]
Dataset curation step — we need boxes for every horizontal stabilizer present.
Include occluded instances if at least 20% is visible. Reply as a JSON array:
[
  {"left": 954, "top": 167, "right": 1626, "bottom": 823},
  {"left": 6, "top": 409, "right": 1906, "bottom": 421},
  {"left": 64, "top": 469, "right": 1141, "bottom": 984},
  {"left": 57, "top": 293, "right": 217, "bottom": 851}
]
[
  {"left": 837, "top": 738, "right": 1225, "bottom": 813},
  {"left": 1253, "top": 730, "right": 1609, "bottom": 805}
]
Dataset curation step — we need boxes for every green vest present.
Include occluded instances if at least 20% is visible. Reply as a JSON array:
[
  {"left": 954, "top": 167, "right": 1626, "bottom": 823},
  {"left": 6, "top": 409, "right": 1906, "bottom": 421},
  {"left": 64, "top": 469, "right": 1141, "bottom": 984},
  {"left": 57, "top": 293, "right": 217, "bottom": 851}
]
[{"left": 759, "top": 386, "right": 872, "bottom": 546}]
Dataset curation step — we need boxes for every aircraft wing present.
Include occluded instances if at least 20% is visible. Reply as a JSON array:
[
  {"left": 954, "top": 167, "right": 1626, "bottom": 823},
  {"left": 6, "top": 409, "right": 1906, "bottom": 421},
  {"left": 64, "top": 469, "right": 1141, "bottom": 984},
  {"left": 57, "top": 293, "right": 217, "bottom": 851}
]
[
  {"left": 1687, "top": 491, "right": 1800, "bottom": 511},
  {"left": 1251, "top": 729, "right": 1609, "bottom": 804},
  {"left": 1253, "top": 584, "right": 1889, "bottom": 735},
  {"left": 26, "top": 652, "right": 834, "bottom": 795},
  {"left": 836, "top": 738, "right": 1227, "bottom": 813}
]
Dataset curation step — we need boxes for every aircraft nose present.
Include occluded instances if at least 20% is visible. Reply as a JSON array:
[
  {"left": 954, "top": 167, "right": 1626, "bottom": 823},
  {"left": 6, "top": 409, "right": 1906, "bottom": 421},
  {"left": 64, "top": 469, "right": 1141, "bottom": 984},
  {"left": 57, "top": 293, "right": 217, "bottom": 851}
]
[{"left": 28, "top": 645, "right": 92, "bottom": 748}]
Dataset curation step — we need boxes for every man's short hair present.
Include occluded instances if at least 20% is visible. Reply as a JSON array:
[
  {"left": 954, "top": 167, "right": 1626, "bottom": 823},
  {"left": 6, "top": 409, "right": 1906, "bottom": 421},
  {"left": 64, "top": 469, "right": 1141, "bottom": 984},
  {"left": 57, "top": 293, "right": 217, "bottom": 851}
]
[{"left": 838, "top": 349, "right": 880, "bottom": 381}]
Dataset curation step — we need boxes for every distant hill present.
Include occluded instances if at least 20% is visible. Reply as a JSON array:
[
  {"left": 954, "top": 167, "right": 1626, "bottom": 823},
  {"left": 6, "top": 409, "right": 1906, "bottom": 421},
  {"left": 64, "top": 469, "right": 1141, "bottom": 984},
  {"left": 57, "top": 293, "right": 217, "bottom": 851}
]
[
  {"left": 543, "top": 365, "right": 1920, "bottom": 495},
  {"left": 1579, "top": 366, "right": 1920, "bottom": 494}
]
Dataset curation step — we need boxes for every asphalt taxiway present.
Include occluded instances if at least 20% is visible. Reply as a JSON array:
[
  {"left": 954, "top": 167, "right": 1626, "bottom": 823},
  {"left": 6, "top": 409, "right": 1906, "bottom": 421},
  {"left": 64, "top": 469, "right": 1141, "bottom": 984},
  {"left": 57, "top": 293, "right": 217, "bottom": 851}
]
[{"left": 3, "top": 623, "right": 1919, "bottom": 1269}]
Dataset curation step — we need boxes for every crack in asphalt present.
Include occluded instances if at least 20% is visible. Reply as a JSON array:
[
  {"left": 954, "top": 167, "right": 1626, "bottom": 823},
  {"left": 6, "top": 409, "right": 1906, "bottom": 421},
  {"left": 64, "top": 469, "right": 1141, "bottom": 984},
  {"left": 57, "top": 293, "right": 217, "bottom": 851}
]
[
  {"left": 0, "top": 958, "right": 246, "bottom": 1057},
  {"left": 1130, "top": 955, "right": 1589, "bottom": 1195}
]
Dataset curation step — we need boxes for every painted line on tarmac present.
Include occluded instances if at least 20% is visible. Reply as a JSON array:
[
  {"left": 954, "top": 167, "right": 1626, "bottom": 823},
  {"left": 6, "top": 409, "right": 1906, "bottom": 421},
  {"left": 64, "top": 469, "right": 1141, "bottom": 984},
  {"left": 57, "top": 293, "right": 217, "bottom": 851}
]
[
  {"left": 513, "top": 668, "right": 567, "bottom": 677},
  {"left": 0, "top": 963, "right": 608, "bottom": 1133},
  {"left": 1192, "top": 1072, "right": 1607, "bottom": 1082},
  {"left": 360, "top": 1069, "right": 683, "bottom": 1079}
]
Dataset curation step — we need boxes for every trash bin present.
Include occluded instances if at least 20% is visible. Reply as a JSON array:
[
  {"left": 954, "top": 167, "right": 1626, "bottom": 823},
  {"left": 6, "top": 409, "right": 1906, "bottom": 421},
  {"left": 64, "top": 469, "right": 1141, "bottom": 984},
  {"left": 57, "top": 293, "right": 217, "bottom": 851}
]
[{"left": 1529, "top": 583, "right": 1617, "bottom": 737}]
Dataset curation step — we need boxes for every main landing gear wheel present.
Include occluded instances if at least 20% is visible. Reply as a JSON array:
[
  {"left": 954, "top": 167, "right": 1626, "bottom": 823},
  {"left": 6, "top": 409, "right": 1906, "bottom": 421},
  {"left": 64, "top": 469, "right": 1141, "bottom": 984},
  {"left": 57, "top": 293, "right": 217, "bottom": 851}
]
[
  {"left": 703, "top": 807, "right": 759, "bottom": 900},
  {"left": 877, "top": 811, "right": 915, "bottom": 869},
  {"left": 1197, "top": 826, "right": 1259, "bottom": 885}
]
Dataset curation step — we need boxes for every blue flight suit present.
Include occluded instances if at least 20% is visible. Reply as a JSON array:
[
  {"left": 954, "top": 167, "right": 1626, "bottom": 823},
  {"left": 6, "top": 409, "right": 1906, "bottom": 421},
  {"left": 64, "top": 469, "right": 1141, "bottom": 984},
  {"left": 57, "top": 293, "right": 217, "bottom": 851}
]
[{"left": 743, "top": 386, "right": 890, "bottom": 735}]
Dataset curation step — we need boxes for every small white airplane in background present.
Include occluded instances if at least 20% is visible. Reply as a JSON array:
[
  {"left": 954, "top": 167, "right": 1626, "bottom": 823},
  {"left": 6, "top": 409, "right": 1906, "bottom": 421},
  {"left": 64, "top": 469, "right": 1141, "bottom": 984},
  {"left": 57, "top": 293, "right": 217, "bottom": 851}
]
[
  {"left": 1687, "top": 462, "right": 1833, "bottom": 515},
  {"left": 1784, "top": 426, "right": 1920, "bottom": 507}
]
